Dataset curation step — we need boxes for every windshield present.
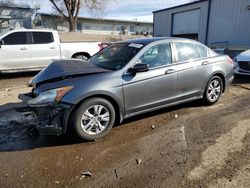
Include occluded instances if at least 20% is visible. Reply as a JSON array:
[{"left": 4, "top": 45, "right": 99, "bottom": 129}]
[{"left": 89, "top": 43, "right": 143, "bottom": 70}]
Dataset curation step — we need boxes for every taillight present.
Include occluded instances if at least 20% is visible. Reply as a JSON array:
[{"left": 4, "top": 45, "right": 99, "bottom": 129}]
[
  {"left": 98, "top": 43, "right": 104, "bottom": 51},
  {"left": 98, "top": 43, "right": 110, "bottom": 51},
  {"left": 228, "top": 57, "right": 233, "bottom": 65}
]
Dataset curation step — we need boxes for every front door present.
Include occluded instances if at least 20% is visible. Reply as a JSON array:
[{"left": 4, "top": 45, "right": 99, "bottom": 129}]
[
  {"left": 0, "top": 31, "right": 31, "bottom": 70},
  {"left": 123, "top": 42, "right": 178, "bottom": 115}
]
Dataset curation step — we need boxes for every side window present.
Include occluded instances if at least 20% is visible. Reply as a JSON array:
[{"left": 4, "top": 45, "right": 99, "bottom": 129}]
[
  {"left": 175, "top": 42, "right": 200, "bottom": 62},
  {"left": 197, "top": 44, "right": 208, "bottom": 58},
  {"left": 139, "top": 43, "right": 172, "bottom": 69},
  {"left": 2, "top": 32, "right": 27, "bottom": 45},
  {"left": 32, "top": 32, "right": 54, "bottom": 44}
]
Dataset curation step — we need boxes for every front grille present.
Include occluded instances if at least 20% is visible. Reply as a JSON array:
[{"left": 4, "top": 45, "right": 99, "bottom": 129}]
[{"left": 238, "top": 61, "right": 250, "bottom": 71}]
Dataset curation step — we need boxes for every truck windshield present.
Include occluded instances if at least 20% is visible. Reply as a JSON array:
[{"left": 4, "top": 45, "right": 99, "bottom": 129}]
[{"left": 89, "top": 43, "right": 143, "bottom": 70}]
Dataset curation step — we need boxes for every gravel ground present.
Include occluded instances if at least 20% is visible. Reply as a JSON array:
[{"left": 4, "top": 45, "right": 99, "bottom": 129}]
[{"left": 0, "top": 73, "right": 249, "bottom": 188}]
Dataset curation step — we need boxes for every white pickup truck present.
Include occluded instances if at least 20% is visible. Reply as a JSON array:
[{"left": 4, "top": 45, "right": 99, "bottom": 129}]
[{"left": 0, "top": 29, "right": 101, "bottom": 73}]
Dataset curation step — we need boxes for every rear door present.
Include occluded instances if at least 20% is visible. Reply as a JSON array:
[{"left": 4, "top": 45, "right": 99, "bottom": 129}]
[
  {"left": 173, "top": 42, "right": 212, "bottom": 100},
  {"left": 29, "top": 31, "right": 60, "bottom": 68},
  {"left": 123, "top": 42, "right": 178, "bottom": 115},
  {"left": 0, "top": 31, "right": 31, "bottom": 70}
]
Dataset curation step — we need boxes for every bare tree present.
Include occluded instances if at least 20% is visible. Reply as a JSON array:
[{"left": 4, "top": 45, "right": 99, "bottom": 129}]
[{"left": 49, "top": 0, "right": 110, "bottom": 32}]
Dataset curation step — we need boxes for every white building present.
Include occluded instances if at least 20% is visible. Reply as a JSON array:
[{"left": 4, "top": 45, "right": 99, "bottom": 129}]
[
  {"left": 0, "top": 2, "right": 37, "bottom": 34},
  {"left": 35, "top": 13, "right": 153, "bottom": 35}
]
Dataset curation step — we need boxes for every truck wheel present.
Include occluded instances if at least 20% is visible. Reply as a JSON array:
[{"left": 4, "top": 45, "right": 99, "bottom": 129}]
[
  {"left": 72, "top": 98, "right": 116, "bottom": 141},
  {"left": 73, "top": 54, "right": 89, "bottom": 61},
  {"left": 203, "top": 76, "right": 223, "bottom": 105}
]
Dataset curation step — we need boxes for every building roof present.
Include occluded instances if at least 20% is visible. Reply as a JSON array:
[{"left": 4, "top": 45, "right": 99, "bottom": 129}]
[
  {"left": 0, "top": 2, "right": 32, "bottom": 10},
  {"left": 153, "top": 0, "right": 208, "bottom": 13},
  {"left": 38, "top": 13, "right": 153, "bottom": 24}
]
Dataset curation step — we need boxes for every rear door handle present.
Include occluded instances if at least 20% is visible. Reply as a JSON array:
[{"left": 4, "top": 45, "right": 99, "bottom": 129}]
[
  {"left": 50, "top": 46, "right": 56, "bottom": 49},
  {"left": 20, "top": 47, "right": 28, "bottom": 50},
  {"left": 202, "top": 61, "right": 209, "bottom": 65},
  {"left": 165, "top": 69, "right": 176, "bottom": 74}
]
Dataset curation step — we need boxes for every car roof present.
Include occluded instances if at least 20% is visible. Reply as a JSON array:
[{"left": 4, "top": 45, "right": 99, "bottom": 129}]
[
  {"left": 6, "top": 28, "right": 56, "bottom": 33},
  {"left": 122, "top": 37, "right": 197, "bottom": 45}
]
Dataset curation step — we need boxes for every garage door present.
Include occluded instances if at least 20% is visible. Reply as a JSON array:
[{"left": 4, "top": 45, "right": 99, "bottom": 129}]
[{"left": 172, "top": 9, "right": 200, "bottom": 35}]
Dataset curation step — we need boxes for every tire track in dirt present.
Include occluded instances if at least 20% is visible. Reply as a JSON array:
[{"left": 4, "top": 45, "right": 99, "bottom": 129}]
[
  {"left": 188, "top": 119, "right": 250, "bottom": 181},
  {"left": 209, "top": 164, "right": 250, "bottom": 188}
]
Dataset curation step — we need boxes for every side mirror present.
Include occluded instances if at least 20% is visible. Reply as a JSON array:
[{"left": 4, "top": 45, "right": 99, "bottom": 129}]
[{"left": 133, "top": 63, "right": 149, "bottom": 73}]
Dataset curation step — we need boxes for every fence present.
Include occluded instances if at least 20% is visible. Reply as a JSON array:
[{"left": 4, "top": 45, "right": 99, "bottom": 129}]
[{"left": 59, "top": 32, "right": 150, "bottom": 43}]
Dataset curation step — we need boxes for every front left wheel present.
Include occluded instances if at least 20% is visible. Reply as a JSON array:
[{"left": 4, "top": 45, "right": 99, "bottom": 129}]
[{"left": 72, "top": 98, "right": 116, "bottom": 141}]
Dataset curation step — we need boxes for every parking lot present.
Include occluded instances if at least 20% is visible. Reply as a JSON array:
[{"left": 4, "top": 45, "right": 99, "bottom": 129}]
[{"left": 0, "top": 73, "right": 249, "bottom": 187}]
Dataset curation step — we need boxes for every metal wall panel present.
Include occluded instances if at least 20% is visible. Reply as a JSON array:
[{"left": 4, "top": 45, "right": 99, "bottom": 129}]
[
  {"left": 153, "top": 1, "right": 209, "bottom": 43},
  {"left": 172, "top": 9, "right": 200, "bottom": 35},
  {"left": 207, "top": 0, "right": 250, "bottom": 48},
  {"left": 154, "top": 0, "right": 250, "bottom": 48}
]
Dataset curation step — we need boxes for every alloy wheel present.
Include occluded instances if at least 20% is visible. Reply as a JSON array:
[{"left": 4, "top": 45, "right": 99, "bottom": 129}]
[
  {"left": 207, "top": 79, "right": 222, "bottom": 102},
  {"left": 80, "top": 105, "right": 110, "bottom": 135}
]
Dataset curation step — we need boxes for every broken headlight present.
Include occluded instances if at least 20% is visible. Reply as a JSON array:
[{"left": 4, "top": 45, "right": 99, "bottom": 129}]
[{"left": 28, "top": 86, "right": 73, "bottom": 107}]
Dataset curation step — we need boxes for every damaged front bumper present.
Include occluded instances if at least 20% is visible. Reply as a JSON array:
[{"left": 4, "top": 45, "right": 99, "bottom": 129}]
[{"left": 18, "top": 93, "right": 72, "bottom": 135}]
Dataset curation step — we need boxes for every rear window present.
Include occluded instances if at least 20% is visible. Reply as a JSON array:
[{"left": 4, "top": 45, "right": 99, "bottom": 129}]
[
  {"left": 32, "top": 32, "right": 54, "bottom": 44},
  {"left": 2, "top": 32, "right": 27, "bottom": 45},
  {"left": 197, "top": 44, "right": 208, "bottom": 58}
]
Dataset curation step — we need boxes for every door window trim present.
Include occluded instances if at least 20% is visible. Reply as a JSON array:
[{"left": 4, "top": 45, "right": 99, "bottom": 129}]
[
  {"left": 148, "top": 42, "right": 174, "bottom": 71},
  {"left": 30, "top": 31, "right": 54, "bottom": 44},
  {"left": 2, "top": 31, "right": 29, "bottom": 45},
  {"left": 126, "top": 41, "right": 174, "bottom": 73}
]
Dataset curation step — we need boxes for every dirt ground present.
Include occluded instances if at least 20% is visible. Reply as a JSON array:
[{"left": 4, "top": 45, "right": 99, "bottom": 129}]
[{"left": 0, "top": 73, "right": 249, "bottom": 188}]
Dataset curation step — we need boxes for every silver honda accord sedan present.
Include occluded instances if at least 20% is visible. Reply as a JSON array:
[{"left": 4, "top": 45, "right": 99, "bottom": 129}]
[{"left": 19, "top": 37, "right": 234, "bottom": 140}]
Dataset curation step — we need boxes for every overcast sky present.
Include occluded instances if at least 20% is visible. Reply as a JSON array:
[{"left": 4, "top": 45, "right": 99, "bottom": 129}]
[{"left": 15, "top": 0, "right": 190, "bottom": 22}]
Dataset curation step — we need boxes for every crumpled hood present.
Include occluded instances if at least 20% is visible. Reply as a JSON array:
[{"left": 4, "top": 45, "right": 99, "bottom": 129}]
[
  {"left": 29, "top": 59, "right": 110, "bottom": 87},
  {"left": 235, "top": 49, "right": 250, "bottom": 62}
]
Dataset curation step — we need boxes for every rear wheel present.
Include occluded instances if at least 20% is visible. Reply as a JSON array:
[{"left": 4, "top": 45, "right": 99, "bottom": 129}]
[
  {"left": 72, "top": 98, "right": 116, "bottom": 140},
  {"left": 203, "top": 76, "right": 223, "bottom": 105}
]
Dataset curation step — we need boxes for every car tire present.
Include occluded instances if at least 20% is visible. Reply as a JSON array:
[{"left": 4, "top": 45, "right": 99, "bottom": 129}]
[
  {"left": 203, "top": 76, "right": 223, "bottom": 105},
  {"left": 72, "top": 98, "right": 116, "bottom": 141},
  {"left": 73, "top": 54, "right": 89, "bottom": 61}
]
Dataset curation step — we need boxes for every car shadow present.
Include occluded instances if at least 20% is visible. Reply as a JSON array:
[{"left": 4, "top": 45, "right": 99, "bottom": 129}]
[
  {"left": 232, "top": 75, "right": 250, "bottom": 91},
  {"left": 0, "top": 98, "right": 204, "bottom": 152},
  {"left": 0, "top": 75, "right": 248, "bottom": 152},
  {"left": 0, "top": 101, "right": 88, "bottom": 152},
  {"left": 232, "top": 74, "right": 250, "bottom": 84},
  {"left": 120, "top": 99, "right": 203, "bottom": 125}
]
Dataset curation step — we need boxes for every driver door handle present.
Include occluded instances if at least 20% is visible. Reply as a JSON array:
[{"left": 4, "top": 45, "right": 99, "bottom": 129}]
[
  {"left": 165, "top": 69, "right": 176, "bottom": 74},
  {"left": 202, "top": 61, "right": 209, "bottom": 66}
]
